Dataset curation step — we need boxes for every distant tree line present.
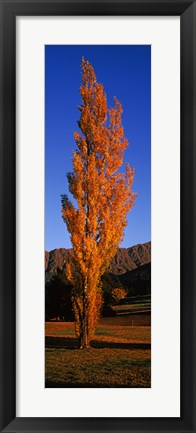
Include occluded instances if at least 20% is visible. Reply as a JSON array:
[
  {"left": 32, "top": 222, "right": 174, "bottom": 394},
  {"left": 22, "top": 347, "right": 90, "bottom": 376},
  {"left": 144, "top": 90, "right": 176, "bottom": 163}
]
[
  {"left": 45, "top": 266, "right": 150, "bottom": 321},
  {"left": 45, "top": 269, "right": 126, "bottom": 321}
]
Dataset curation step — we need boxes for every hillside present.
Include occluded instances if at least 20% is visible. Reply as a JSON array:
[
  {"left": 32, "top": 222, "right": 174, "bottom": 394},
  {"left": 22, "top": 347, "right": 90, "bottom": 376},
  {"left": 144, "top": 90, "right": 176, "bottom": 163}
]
[
  {"left": 118, "top": 262, "right": 151, "bottom": 295},
  {"left": 45, "top": 242, "right": 151, "bottom": 320},
  {"left": 45, "top": 241, "right": 151, "bottom": 277}
]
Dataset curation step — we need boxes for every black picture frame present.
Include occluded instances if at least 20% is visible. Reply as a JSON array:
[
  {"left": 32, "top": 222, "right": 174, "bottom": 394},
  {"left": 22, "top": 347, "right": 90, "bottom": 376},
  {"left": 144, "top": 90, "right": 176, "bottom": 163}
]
[{"left": 0, "top": 0, "right": 195, "bottom": 432}]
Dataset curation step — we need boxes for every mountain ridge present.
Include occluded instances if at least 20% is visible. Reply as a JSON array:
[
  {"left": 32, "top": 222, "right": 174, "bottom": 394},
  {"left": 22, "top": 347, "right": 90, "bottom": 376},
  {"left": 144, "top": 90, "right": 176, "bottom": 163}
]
[{"left": 45, "top": 241, "right": 151, "bottom": 276}]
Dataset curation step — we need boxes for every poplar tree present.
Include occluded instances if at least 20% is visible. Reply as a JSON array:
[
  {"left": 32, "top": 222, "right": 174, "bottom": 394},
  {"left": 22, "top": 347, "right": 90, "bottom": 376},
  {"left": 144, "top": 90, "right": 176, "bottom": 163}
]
[{"left": 62, "top": 58, "right": 136, "bottom": 348}]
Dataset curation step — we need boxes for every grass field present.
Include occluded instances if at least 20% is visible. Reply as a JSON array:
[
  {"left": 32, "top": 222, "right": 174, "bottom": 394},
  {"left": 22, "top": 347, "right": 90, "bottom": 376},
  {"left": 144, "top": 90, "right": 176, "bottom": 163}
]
[
  {"left": 45, "top": 317, "right": 151, "bottom": 387},
  {"left": 113, "top": 294, "right": 151, "bottom": 315}
]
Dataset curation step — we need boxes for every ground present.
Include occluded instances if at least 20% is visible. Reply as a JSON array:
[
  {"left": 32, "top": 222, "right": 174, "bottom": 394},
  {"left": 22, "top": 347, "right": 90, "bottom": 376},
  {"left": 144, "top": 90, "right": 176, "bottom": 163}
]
[{"left": 45, "top": 311, "right": 151, "bottom": 387}]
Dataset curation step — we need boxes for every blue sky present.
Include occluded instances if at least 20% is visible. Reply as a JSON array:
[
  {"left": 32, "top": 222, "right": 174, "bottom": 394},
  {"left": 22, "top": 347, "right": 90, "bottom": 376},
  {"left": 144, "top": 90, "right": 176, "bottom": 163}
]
[{"left": 45, "top": 45, "right": 151, "bottom": 251}]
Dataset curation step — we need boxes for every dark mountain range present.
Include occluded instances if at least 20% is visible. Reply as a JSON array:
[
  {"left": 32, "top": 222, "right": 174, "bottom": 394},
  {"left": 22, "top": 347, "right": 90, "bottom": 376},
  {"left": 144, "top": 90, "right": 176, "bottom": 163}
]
[
  {"left": 45, "top": 242, "right": 151, "bottom": 320},
  {"left": 108, "top": 241, "right": 151, "bottom": 275},
  {"left": 45, "top": 241, "right": 151, "bottom": 277},
  {"left": 118, "top": 262, "right": 151, "bottom": 295},
  {"left": 45, "top": 248, "right": 73, "bottom": 275}
]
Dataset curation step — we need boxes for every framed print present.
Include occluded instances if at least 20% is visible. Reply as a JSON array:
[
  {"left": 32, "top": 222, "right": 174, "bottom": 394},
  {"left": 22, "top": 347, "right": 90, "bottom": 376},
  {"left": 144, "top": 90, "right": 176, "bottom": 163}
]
[
  {"left": 0, "top": 0, "right": 196, "bottom": 432},
  {"left": 45, "top": 44, "right": 151, "bottom": 389}
]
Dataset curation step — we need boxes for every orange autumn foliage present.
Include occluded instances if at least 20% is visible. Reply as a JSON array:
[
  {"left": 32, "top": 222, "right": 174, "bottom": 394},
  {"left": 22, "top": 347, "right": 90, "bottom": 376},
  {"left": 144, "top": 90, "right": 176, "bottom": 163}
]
[{"left": 62, "top": 58, "right": 136, "bottom": 348}]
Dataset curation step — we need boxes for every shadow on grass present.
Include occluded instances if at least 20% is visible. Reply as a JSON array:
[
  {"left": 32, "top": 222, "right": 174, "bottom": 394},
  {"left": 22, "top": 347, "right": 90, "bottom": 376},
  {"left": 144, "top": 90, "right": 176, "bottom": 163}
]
[{"left": 45, "top": 336, "right": 151, "bottom": 350}]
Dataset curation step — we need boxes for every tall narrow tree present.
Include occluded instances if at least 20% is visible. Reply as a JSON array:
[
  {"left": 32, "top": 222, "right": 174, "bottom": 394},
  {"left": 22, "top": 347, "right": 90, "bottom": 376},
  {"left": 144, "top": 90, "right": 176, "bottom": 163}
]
[{"left": 62, "top": 58, "right": 136, "bottom": 348}]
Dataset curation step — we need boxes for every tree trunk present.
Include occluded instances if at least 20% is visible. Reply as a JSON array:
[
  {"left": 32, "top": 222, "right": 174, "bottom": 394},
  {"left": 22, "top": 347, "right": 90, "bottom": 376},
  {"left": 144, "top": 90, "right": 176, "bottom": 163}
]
[
  {"left": 80, "top": 277, "right": 90, "bottom": 348},
  {"left": 80, "top": 320, "right": 90, "bottom": 348}
]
